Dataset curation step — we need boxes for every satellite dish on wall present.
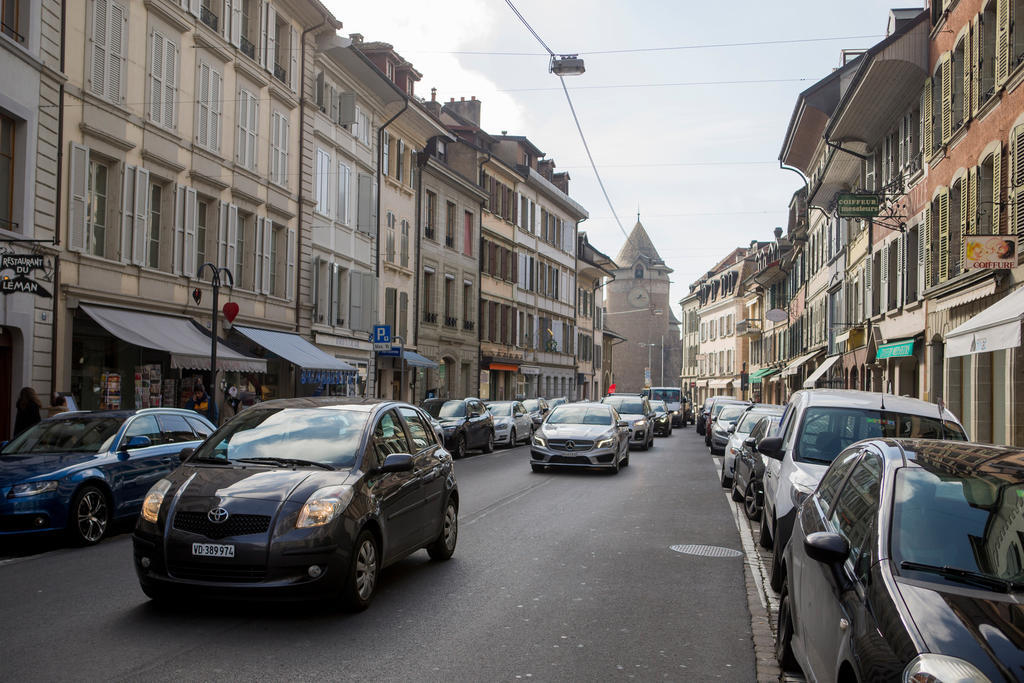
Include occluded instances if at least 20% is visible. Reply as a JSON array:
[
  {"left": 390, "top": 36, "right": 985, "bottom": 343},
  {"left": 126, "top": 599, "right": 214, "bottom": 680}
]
[{"left": 766, "top": 308, "right": 788, "bottom": 323}]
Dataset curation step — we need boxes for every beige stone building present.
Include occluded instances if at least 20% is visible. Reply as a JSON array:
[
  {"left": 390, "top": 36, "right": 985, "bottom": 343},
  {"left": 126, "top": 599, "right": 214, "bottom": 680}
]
[{"left": 575, "top": 231, "right": 616, "bottom": 401}]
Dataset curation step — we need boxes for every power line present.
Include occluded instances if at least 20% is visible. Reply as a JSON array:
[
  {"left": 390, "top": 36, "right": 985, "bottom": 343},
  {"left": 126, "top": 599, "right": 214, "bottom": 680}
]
[
  {"left": 497, "top": 77, "right": 813, "bottom": 93},
  {"left": 408, "top": 34, "right": 884, "bottom": 56}
]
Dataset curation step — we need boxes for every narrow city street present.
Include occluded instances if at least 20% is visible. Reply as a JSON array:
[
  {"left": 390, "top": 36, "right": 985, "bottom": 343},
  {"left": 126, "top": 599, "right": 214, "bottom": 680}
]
[{"left": 0, "top": 430, "right": 771, "bottom": 682}]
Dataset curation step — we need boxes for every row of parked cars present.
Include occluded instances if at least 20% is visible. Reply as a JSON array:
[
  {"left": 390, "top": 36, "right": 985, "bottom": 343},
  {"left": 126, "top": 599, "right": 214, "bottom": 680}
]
[{"left": 697, "top": 389, "right": 1024, "bottom": 681}]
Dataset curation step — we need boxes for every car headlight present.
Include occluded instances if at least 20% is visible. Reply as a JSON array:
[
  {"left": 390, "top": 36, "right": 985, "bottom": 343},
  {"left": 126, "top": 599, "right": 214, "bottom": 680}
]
[
  {"left": 634, "top": 420, "right": 646, "bottom": 428},
  {"left": 296, "top": 485, "right": 355, "bottom": 529},
  {"left": 671, "top": 410, "right": 679, "bottom": 415},
  {"left": 141, "top": 479, "right": 171, "bottom": 523},
  {"left": 533, "top": 433, "right": 547, "bottom": 447},
  {"left": 596, "top": 436, "right": 615, "bottom": 449},
  {"left": 790, "top": 481, "right": 815, "bottom": 509},
  {"left": 903, "top": 654, "right": 992, "bottom": 683},
  {"left": 7, "top": 480, "right": 59, "bottom": 497}
]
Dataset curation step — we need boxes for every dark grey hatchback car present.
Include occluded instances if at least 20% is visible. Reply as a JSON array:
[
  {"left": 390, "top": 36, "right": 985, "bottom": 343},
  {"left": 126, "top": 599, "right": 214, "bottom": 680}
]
[{"left": 132, "top": 398, "right": 458, "bottom": 611}]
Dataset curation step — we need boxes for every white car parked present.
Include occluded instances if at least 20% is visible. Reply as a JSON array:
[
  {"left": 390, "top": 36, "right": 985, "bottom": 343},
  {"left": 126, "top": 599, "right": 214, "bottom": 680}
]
[
  {"left": 757, "top": 389, "right": 967, "bottom": 593},
  {"left": 486, "top": 400, "right": 534, "bottom": 447}
]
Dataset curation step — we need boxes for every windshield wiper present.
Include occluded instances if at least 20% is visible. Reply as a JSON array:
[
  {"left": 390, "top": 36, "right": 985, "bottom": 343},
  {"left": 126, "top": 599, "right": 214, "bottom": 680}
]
[
  {"left": 900, "top": 561, "right": 1022, "bottom": 593},
  {"left": 188, "top": 455, "right": 231, "bottom": 464},
  {"left": 234, "top": 457, "right": 334, "bottom": 471}
]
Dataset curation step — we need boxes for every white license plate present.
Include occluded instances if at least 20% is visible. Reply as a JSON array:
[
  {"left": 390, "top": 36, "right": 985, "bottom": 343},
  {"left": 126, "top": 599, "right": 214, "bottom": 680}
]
[{"left": 192, "top": 542, "right": 235, "bottom": 558}]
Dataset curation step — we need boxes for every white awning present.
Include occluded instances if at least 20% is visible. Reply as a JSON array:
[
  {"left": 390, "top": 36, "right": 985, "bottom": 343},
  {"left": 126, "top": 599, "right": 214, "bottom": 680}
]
[
  {"left": 708, "top": 378, "right": 734, "bottom": 389},
  {"left": 803, "top": 355, "right": 841, "bottom": 388},
  {"left": 933, "top": 280, "right": 997, "bottom": 313},
  {"left": 780, "top": 350, "right": 820, "bottom": 377},
  {"left": 945, "top": 286, "right": 1024, "bottom": 358},
  {"left": 233, "top": 326, "right": 355, "bottom": 371},
  {"left": 80, "top": 304, "right": 266, "bottom": 373}
]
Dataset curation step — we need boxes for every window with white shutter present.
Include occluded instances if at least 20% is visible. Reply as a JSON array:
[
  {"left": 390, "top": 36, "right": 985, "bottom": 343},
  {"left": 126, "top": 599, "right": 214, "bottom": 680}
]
[
  {"left": 149, "top": 31, "right": 178, "bottom": 129},
  {"left": 270, "top": 111, "right": 288, "bottom": 187},
  {"left": 196, "top": 62, "right": 223, "bottom": 152},
  {"left": 236, "top": 88, "right": 258, "bottom": 170},
  {"left": 336, "top": 162, "right": 350, "bottom": 224},
  {"left": 90, "top": 0, "right": 127, "bottom": 104},
  {"left": 315, "top": 147, "right": 330, "bottom": 216}
]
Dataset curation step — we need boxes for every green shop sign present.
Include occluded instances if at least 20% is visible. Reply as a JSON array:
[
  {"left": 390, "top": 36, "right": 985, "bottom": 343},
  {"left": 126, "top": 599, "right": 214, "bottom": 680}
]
[
  {"left": 875, "top": 339, "right": 915, "bottom": 360},
  {"left": 837, "top": 193, "right": 881, "bottom": 218}
]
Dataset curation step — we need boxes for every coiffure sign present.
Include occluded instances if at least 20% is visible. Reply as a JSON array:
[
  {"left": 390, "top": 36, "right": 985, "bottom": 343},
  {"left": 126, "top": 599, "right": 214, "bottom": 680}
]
[{"left": 964, "top": 236, "right": 1016, "bottom": 270}]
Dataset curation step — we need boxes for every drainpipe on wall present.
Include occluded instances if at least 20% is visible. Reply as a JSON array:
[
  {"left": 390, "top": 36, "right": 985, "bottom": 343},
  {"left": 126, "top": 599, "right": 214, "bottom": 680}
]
[
  {"left": 50, "top": 0, "right": 68, "bottom": 396},
  {"left": 375, "top": 100, "right": 409, "bottom": 277},
  {"left": 476, "top": 151, "right": 491, "bottom": 398}
]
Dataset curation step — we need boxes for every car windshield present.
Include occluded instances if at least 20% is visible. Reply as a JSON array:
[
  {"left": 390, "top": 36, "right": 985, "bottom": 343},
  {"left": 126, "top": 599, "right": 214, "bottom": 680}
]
[
  {"left": 191, "top": 408, "right": 369, "bottom": 469},
  {"left": 522, "top": 399, "right": 540, "bottom": 412},
  {"left": 487, "top": 403, "right": 513, "bottom": 416},
  {"left": 437, "top": 401, "right": 467, "bottom": 418},
  {"left": 717, "top": 405, "right": 747, "bottom": 423},
  {"left": 711, "top": 402, "right": 741, "bottom": 418},
  {"left": 546, "top": 406, "right": 612, "bottom": 426},
  {"left": 796, "top": 407, "right": 967, "bottom": 465},
  {"left": 737, "top": 410, "right": 779, "bottom": 434},
  {"left": 1, "top": 416, "right": 124, "bottom": 455},
  {"left": 604, "top": 398, "right": 644, "bottom": 414},
  {"left": 652, "top": 402, "right": 667, "bottom": 414},
  {"left": 893, "top": 466, "right": 1024, "bottom": 588},
  {"left": 651, "top": 389, "right": 680, "bottom": 402}
]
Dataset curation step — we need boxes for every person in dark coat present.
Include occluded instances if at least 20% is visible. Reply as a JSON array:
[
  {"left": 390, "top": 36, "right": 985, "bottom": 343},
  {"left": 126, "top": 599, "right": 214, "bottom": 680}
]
[{"left": 13, "top": 386, "right": 42, "bottom": 438}]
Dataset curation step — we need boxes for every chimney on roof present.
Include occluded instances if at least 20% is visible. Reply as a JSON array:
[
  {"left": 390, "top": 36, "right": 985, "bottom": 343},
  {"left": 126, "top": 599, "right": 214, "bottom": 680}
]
[
  {"left": 424, "top": 88, "right": 442, "bottom": 119},
  {"left": 349, "top": 33, "right": 363, "bottom": 45},
  {"left": 537, "top": 159, "right": 555, "bottom": 181},
  {"left": 444, "top": 96, "right": 481, "bottom": 127},
  {"left": 431, "top": 88, "right": 437, "bottom": 102},
  {"left": 552, "top": 171, "right": 570, "bottom": 194},
  {"left": 774, "top": 226, "right": 784, "bottom": 240}
]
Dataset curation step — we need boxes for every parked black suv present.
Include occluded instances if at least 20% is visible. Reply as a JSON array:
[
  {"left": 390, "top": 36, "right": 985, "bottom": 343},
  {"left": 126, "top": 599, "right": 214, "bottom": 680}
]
[{"left": 421, "top": 397, "right": 495, "bottom": 458}]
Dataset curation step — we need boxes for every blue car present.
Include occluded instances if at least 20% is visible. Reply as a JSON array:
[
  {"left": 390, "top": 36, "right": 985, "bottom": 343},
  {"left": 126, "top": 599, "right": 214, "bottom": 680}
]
[{"left": 0, "top": 408, "right": 214, "bottom": 545}]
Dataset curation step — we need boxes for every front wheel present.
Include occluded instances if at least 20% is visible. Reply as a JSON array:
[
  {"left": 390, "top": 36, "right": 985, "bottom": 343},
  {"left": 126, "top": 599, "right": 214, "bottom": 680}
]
[
  {"left": 769, "top": 529, "right": 785, "bottom": 592},
  {"left": 508, "top": 428, "right": 516, "bottom": 447},
  {"left": 776, "top": 586, "right": 799, "bottom": 671},
  {"left": 68, "top": 485, "right": 110, "bottom": 546},
  {"left": 758, "top": 509, "right": 773, "bottom": 549},
  {"left": 452, "top": 434, "right": 466, "bottom": 459},
  {"left": 720, "top": 461, "right": 732, "bottom": 489},
  {"left": 482, "top": 431, "right": 494, "bottom": 453},
  {"left": 730, "top": 474, "right": 743, "bottom": 502},
  {"left": 426, "top": 499, "right": 458, "bottom": 561},
  {"left": 744, "top": 484, "right": 761, "bottom": 521},
  {"left": 341, "top": 530, "right": 379, "bottom": 612}
]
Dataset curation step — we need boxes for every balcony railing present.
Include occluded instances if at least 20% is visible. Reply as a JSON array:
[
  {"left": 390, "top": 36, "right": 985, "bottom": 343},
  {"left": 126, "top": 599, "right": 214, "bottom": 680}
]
[
  {"left": 273, "top": 63, "right": 287, "bottom": 84},
  {"left": 424, "top": 226, "right": 436, "bottom": 240},
  {"left": 463, "top": 320, "right": 475, "bottom": 331},
  {"left": 423, "top": 312, "right": 438, "bottom": 324},
  {"left": 240, "top": 35, "right": 256, "bottom": 61},
  {"left": 200, "top": 7, "right": 219, "bottom": 32},
  {"left": 444, "top": 235, "right": 455, "bottom": 248},
  {"left": 444, "top": 316, "right": 458, "bottom": 329}
]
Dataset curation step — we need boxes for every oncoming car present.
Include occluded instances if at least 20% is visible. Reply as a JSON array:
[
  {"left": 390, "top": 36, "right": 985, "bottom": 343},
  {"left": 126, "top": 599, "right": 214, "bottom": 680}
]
[
  {"left": 530, "top": 403, "right": 629, "bottom": 473},
  {"left": 132, "top": 398, "right": 458, "bottom": 611}
]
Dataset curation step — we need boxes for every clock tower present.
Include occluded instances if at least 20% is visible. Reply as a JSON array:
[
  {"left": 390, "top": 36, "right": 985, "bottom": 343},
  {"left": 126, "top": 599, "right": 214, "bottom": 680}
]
[{"left": 605, "top": 219, "right": 680, "bottom": 392}]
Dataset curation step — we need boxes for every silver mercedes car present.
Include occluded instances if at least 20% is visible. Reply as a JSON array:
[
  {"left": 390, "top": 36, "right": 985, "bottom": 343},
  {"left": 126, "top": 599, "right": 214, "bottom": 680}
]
[{"left": 530, "top": 403, "right": 630, "bottom": 474}]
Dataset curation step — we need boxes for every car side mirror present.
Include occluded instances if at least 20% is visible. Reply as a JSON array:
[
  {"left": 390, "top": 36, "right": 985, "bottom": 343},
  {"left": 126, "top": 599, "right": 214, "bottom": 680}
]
[
  {"left": 757, "top": 436, "right": 784, "bottom": 460},
  {"left": 122, "top": 435, "right": 153, "bottom": 451},
  {"left": 379, "top": 453, "right": 414, "bottom": 473},
  {"left": 178, "top": 446, "right": 195, "bottom": 460},
  {"left": 805, "top": 531, "right": 852, "bottom": 589},
  {"left": 727, "top": 425, "right": 736, "bottom": 433},
  {"left": 743, "top": 437, "right": 756, "bottom": 449}
]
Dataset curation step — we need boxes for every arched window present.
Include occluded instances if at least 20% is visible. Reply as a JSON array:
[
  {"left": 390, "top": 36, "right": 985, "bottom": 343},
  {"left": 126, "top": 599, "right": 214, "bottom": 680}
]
[{"left": 634, "top": 264, "right": 644, "bottom": 279}]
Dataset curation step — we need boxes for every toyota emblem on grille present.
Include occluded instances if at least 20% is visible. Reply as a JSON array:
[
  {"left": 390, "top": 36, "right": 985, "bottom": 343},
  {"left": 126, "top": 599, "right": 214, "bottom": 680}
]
[
  {"left": 565, "top": 440, "right": 575, "bottom": 451},
  {"left": 208, "top": 507, "right": 230, "bottom": 523}
]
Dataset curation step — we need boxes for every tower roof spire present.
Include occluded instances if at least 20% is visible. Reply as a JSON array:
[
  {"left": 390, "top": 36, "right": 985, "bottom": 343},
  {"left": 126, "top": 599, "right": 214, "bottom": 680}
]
[{"left": 615, "top": 218, "right": 668, "bottom": 271}]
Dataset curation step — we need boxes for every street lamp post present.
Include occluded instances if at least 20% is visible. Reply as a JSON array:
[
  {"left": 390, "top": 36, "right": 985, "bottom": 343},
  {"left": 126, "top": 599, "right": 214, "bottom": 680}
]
[{"left": 197, "top": 263, "right": 233, "bottom": 423}]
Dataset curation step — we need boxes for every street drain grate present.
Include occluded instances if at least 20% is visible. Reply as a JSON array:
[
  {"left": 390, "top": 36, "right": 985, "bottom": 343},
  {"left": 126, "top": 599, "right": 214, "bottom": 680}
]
[{"left": 670, "top": 544, "right": 743, "bottom": 558}]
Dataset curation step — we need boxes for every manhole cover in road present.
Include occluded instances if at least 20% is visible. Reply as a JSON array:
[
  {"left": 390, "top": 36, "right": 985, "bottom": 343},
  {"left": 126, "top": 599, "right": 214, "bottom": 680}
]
[{"left": 670, "top": 544, "right": 743, "bottom": 558}]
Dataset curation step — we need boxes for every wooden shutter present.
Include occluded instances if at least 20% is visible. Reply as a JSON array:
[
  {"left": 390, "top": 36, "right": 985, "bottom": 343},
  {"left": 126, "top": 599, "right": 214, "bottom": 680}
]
[
  {"left": 961, "top": 172, "right": 972, "bottom": 269},
  {"left": 997, "top": 0, "right": 1010, "bottom": 88},
  {"left": 399, "top": 292, "right": 408, "bottom": 340},
  {"left": 339, "top": 92, "right": 356, "bottom": 125},
  {"left": 109, "top": 1, "right": 125, "bottom": 102},
  {"left": 150, "top": 32, "right": 164, "bottom": 124},
  {"left": 993, "top": 142, "right": 1003, "bottom": 233},
  {"left": 183, "top": 187, "right": 198, "bottom": 278},
  {"left": 261, "top": 219, "right": 272, "bottom": 294},
  {"left": 289, "top": 26, "right": 298, "bottom": 93},
  {"left": 364, "top": 273, "right": 377, "bottom": 331},
  {"left": 90, "top": 0, "right": 109, "bottom": 97},
  {"left": 217, "top": 200, "right": 229, "bottom": 266},
  {"left": 1013, "top": 124, "right": 1024, "bottom": 188},
  {"left": 356, "top": 173, "right": 374, "bottom": 234},
  {"left": 69, "top": 144, "right": 89, "bottom": 253},
  {"left": 938, "top": 188, "right": 950, "bottom": 282},
  {"left": 972, "top": 17, "right": 981, "bottom": 117},
  {"left": 230, "top": 0, "right": 241, "bottom": 47},
  {"left": 349, "top": 270, "right": 363, "bottom": 331},
  {"left": 922, "top": 78, "right": 933, "bottom": 157},
  {"left": 173, "top": 185, "right": 184, "bottom": 273},
  {"left": 963, "top": 30, "right": 972, "bottom": 123},
  {"left": 264, "top": 3, "right": 276, "bottom": 72},
  {"left": 923, "top": 205, "right": 932, "bottom": 288},
  {"left": 258, "top": 0, "right": 267, "bottom": 67},
  {"left": 187, "top": 0, "right": 199, "bottom": 17},
  {"left": 197, "top": 63, "right": 210, "bottom": 146},
  {"left": 211, "top": 69, "right": 222, "bottom": 151},
  {"left": 120, "top": 165, "right": 135, "bottom": 263},
  {"left": 227, "top": 204, "right": 238, "bottom": 277},
  {"left": 133, "top": 167, "right": 149, "bottom": 266},
  {"left": 941, "top": 54, "right": 952, "bottom": 144},
  {"left": 236, "top": 90, "right": 247, "bottom": 164},
  {"left": 286, "top": 227, "right": 295, "bottom": 300},
  {"left": 880, "top": 247, "right": 889, "bottom": 314}
]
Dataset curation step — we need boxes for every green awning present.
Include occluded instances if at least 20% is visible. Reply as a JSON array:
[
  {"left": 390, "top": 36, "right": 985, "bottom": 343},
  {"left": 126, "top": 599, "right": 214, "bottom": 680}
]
[
  {"left": 748, "top": 367, "right": 778, "bottom": 384},
  {"left": 875, "top": 338, "right": 915, "bottom": 360}
]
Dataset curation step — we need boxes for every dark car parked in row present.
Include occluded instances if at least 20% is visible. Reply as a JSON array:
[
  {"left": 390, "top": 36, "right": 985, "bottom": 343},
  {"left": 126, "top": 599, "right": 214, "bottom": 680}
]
[
  {"left": 133, "top": 398, "right": 458, "bottom": 611},
  {"left": 0, "top": 409, "right": 214, "bottom": 545},
  {"left": 730, "top": 415, "right": 781, "bottom": 521},
  {"left": 700, "top": 397, "right": 748, "bottom": 441},
  {"left": 421, "top": 397, "right": 494, "bottom": 459},
  {"left": 521, "top": 398, "right": 550, "bottom": 428},
  {"left": 777, "top": 439, "right": 1024, "bottom": 682}
]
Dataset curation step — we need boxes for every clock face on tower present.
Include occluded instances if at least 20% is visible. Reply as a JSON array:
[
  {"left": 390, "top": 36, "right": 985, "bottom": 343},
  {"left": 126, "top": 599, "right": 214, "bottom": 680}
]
[{"left": 629, "top": 286, "right": 650, "bottom": 309}]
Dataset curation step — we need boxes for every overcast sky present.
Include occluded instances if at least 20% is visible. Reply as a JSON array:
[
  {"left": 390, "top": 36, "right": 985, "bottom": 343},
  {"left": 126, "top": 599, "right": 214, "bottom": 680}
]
[{"left": 324, "top": 0, "right": 925, "bottom": 318}]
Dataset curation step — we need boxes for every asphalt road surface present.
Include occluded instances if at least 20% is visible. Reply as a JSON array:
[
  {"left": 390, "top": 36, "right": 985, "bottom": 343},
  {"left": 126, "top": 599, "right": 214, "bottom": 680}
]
[{"left": 0, "top": 429, "right": 756, "bottom": 681}]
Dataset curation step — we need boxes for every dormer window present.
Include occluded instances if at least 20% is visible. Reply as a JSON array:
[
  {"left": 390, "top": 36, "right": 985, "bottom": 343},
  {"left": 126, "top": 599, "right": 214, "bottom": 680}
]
[
  {"left": 634, "top": 264, "right": 643, "bottom": 279},
  {"left": 386, "top": 60, "right": 395, "bottom": 81}
]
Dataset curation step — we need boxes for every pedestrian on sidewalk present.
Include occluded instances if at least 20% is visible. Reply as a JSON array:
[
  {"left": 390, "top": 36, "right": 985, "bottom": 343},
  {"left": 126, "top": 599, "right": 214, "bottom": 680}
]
[{"left": 13, "top": 387, "right": 42, "bottom": 438}]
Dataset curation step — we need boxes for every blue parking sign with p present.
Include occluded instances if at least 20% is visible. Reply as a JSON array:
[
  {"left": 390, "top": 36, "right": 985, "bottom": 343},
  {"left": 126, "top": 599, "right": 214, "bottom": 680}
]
[{"left": 373, "top": 325, "right": 391, "bottom": 344}]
